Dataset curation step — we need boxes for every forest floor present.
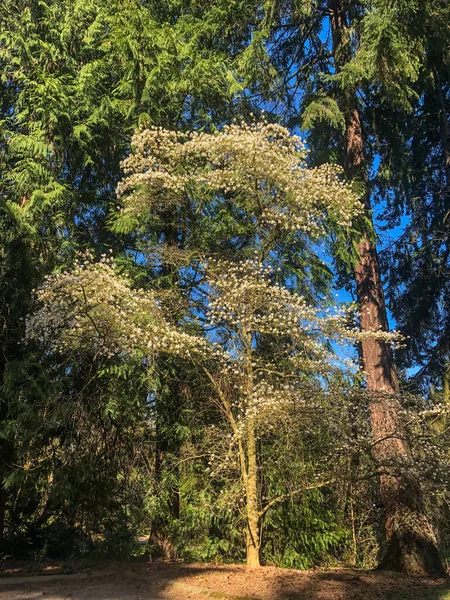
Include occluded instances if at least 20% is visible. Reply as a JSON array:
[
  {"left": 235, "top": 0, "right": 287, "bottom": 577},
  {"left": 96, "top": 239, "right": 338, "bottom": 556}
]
[{"left": 1, "top": 561, "right": 450, "bottom": 600}]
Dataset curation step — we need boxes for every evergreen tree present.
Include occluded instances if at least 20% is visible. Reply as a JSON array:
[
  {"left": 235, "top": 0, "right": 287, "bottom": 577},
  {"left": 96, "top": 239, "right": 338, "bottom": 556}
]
[
  {"left": 369, "top": 0, "right": 450, "bottom": 392},
  {"left": 249, "top": 0, "right": 446, "bottom": 575}
]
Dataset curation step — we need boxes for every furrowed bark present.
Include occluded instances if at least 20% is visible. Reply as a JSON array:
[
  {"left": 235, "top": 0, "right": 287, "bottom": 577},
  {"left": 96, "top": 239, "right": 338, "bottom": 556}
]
[
  {"left": 435, "top": 71, "right": 450, "bottom": 193},
  {"left": 329, "top": 0, "right": 445, "bottom": 577}
]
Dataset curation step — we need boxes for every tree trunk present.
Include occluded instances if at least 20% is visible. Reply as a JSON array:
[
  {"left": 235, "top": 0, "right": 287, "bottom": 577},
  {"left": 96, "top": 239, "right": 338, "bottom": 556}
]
[
  {"left": 443, "top": 366, "right": 450, "bottom": 405},
  {"left": 245, "top": 426, "right": 260, "bottom": 568},
  {"left": 0, "top": 355, "right": 9, "bottom": 546},
  {"left": 329, "top": 0, "right": 445, "bottom": 577},
  {"left": 148, "top": 399, "right": 178, "bottom": 561},
  {"left": 0, "top": 487, "right": 6, "bottom": 544},
  {"left": 148, "top": 224, "right": 181, "bottom": 561},
  {"left": 435, "top": 72, "right": 450, "bottom": 194}
]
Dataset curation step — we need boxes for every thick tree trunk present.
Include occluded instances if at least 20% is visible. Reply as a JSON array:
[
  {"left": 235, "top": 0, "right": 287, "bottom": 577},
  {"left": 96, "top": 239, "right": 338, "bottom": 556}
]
[
  {"left": 435, "top": 73, "right": 450, "bottom": 193},
  {"left": 329, "top": 0, "right": 445, "bottom": 577},
  {"left": 352, "top": 91, "right": 445, "bottom": 581}
]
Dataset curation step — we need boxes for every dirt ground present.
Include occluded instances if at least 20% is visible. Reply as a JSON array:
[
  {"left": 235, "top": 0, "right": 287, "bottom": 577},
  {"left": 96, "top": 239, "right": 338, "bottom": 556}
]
[{"left": 1, "top": 561, "right": 450, "bottom": 600}]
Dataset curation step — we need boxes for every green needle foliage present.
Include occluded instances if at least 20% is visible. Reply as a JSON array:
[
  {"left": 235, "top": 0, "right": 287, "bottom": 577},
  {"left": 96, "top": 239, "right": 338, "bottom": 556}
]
[{"left": 0, "top": 0, "right": 256, "bottom": 555}]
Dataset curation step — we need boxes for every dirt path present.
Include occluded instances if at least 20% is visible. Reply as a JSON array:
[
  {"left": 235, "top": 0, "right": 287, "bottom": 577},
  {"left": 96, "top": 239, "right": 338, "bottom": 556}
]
[{"left": 1, "top": 562, "right": 450, "bottom": 600}]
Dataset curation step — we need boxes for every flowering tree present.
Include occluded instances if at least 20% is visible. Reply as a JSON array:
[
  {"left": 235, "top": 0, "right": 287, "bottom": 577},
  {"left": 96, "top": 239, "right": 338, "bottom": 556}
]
[
  {"left": 27, "top": 253, "right": 367, "bottom": 566},
  {"left": 115, "top": 121, "right": 359, "bottom": 247},
  {"left": 199, "top": 258, "right": 368, "bottom": 566},
  {"left": 27, "top": 122, "right": 396, "bottom": 566},
  {"left": 25, "top": 255, "right": 219, "bottom": 364}
]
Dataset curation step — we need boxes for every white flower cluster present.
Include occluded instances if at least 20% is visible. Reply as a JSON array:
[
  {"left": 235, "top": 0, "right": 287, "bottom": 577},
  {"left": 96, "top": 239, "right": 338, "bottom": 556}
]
[
  {"left": 116, "top": 121, "right": 361, "bottom": 238},
  {"left": 241, "top": 380, "right": 307, "bottom": 429},
  {"left": 26, "top": 254, "right": 221, "bottom": 362},
  {"left": 200, "top": 258, "right": 367, "bottom": 436},
  {"left": 205, "top": 258, "right": 357, "bottom": 347}
]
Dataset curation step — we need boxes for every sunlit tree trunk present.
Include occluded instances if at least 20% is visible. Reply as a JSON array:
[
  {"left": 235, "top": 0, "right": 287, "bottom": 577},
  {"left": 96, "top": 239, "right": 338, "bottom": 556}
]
[
  {"left": 329, "top": 0, "right": 445, "bottom": 576},
  {"left": 245, "top": 424, "right": 260, "bottom": 567},
  {"left": 201, "top": 354, "right": 262, "bottom": 567},
  {"left": 243, "top": 329, "right": 261, "bottom": 567}
]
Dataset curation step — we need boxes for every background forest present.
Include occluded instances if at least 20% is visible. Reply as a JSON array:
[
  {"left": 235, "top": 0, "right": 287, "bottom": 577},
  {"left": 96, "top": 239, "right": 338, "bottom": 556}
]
[{"left": 1, "top": 0, "right": 450, "bottom": 578}]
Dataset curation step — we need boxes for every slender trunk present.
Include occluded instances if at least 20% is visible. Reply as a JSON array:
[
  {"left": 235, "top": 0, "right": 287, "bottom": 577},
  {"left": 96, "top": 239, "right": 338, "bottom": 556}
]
[
  {"left": 243, "top": 330, "right": 260, "bottom": 567},
  {"left": 347, "top": 420, "right": 360, "bottom": 566},
  {"left": 148, "top": 222, "right": 181, "bottom": 560},
  {"left": 435, "top": 70, "right": 450, "bottom": 419},
  {"left": 0, "top": 355, "right": 9, "bottom": 545},
  {"left": 443, "top": 366, "right": 450, "bottom": 405},
  {"left": 246, "top": 425, "right": 260, "bottom": 567},
  {"left": 349, "top": 484, "right": 357, "bottom": 567},
  {"left": 148, "top": 402, "right": 177, "bottom": 560},
  {"left": 329, "top": 0, "right": 445, "bottom": 577},
  {"left": 0, "top": 487, "right": 5, "bottom": 544}
]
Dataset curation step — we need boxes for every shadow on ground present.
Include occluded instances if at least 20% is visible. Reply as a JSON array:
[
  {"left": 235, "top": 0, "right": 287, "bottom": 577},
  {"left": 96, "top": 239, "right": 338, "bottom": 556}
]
[
  {"left": 1, "top": 561, "right": 449, "bottom": 600},
  {"left": 271, "top": 567, "right": 450, "bottom": 600}
]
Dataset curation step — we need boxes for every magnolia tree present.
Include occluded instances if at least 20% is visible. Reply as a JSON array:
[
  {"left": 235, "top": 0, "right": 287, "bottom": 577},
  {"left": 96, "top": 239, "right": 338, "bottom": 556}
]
[
  {"left": 115, "top": 121, "right": 358, "bottom": 244},
  {"left": 25, "top": 255, "right": 217, "bottom": 361},
  {"left": 27, "top": 254, "right": 368, "bottom": 566},
  {"left": 199, "top": 258, "right": 368, "bottom": 566},
  {"left": 27, "top": 122, "right": 401, "bottom": 566}
]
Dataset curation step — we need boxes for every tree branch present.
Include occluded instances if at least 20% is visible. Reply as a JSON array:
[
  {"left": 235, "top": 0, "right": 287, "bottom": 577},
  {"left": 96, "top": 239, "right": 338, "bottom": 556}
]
[{"left": 259, "top": 480, "right": 333, "bottom": 517}]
